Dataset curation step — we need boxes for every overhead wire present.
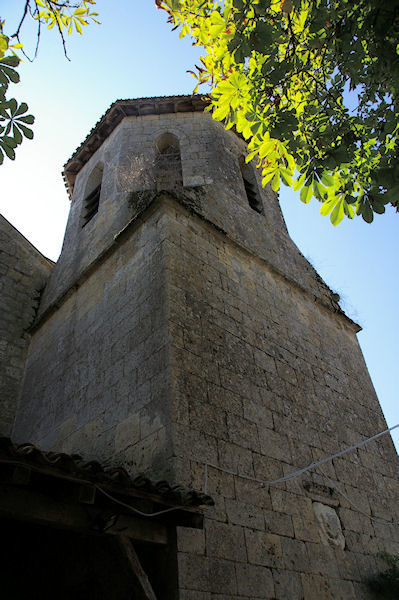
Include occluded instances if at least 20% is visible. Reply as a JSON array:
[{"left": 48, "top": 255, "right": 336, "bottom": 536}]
[
  {"left": 203, "top": 423, "right": 399, "bottom": 525},
  {"left": 95, "top": 485, "right": 181, "bottom": 517},
  {"left": 261, "top": 423, "right": 399, "bottom": 487}
]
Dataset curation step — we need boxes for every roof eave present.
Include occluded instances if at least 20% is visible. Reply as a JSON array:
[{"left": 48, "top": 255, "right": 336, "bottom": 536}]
[{"left": 62, "top": 95, "right": 210, "bottom": 198}]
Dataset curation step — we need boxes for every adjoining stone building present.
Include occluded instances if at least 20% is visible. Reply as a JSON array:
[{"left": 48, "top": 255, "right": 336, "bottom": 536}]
[{"left": 1, "top": 95, "right": 399, "bottom": 598}]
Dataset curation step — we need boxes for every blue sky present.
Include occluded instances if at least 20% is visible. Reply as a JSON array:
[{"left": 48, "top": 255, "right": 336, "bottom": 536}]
[{"left": 1, "top": 1, "right": 398, "bottom": 451}]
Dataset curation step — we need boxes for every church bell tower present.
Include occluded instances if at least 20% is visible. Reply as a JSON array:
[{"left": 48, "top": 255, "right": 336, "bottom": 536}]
[{"left": 13, "top": 95, "right": 399, "bottom": 599}]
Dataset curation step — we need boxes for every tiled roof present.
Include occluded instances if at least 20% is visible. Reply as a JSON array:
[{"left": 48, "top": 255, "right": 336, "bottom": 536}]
[
  {"left": 63, "top": 95, "right": 210, "bottom": 197},
  {"left": 0, "top": 437, "right": 214, "bottom": 508}
]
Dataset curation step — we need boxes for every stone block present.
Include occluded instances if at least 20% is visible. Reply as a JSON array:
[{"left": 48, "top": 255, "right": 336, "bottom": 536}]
[
  {"left": 177, "top": 526, "right": 206, "bottom": 555},
  {"left": 264, "top": 509, "right": 294, "bottom": 538},
  {"left": 178, "top": 553, "right": 209, "bottom": 592},
  {"left": 329, "top": 578, "right": 357, "bottom": 599},
  {"left": 245, "top": 529, "right": 282, "bottom": 568},
  {"left": 114, "top": 413, "right": 140, "bottom": 453},
  {"left": 208, "top": 558, "right": 238, "bottom": 595},
  {"left": 281, "top": 537, "right": 310, "bottom": 573},
  {"left": 305, "top": 543, "right": 340, "bottom": 578},
  {"left": 189, "top": 401, "right": 228, "bottom": 440},
  {"left": 270, "top": 489, "right": 313, "bottom": 520},
  {"left": 179, "top": 591, "right": 211, "bottom": 600},
  {"left": 234, "top": 476, "right": 272, "bottom": 510},
  {"left": 207, "top": 382, "right": 243, "bottom": 416},
  {"left": 206, "top": 520, "right": 247, "bottom": 563},
  {"left": 243, "top": 400, "right": 274, "bottom": 430},
  {"left": 235, "top": 563, "right": 275, "bottom": 598},
  {"left": 300, "top": 574, "right": 332, "bottom": 600},
  {"left": 226, "top": 498, "right": 265, "bottom": 530},
  {"left": 253, "top": 453, "right": 284, "bottom": 483},
  {"left": 218, "top": 439, "right": 254, "bottom": 478},
  {"left": 292, "top": 513, "right": 320, "bottom": 544},
  {"left": 258, "top": 428, "right": 292, "bottom": 463},
  {"left": 272, "top": 568, "right": 303, "bottom": 600},
  {"left": 227, "top": 413, "right": 260, "bottom": 451}
]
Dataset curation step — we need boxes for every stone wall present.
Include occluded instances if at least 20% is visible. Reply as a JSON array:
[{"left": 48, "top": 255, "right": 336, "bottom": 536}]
[
  {"left": 161, "top": 200, "right": 399, "bottom": 599},
  {"left": 12, "top": 102, "right": 399, "bottom": 599},
  {"left": 0, "top": 215, "right": 53, "bottom": 435},
  {"left": 13, "top": 205, "right": 174, "bottom": 478},
  {"left": 39, "top": 111, "right": 339, "bottom": 321}
]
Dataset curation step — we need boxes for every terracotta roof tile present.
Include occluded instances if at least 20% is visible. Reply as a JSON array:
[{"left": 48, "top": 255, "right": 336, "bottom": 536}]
[{"left": 0, "top": 437, "right": 214, "bottom": 508}]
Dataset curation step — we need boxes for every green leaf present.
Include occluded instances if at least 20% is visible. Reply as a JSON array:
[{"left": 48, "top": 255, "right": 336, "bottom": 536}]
[
  {"left": 300, "top": 184, "right": 313, "bottom": 204},
  {"left": 12, "top": 124, "right": 22, "bottom": 145},
  {"left": 3, "top": 135, "right": 17, "bottom": 148},
  {"left": 7, "top": 98, "right": 17, "bottom": 114},
  {"left": 213, "top": 104, "right": 230, "bottom": 121},
  {"left": 271, "top": 172, "right": 280, "bottom": 192},
  {"left": 343, "top": 200, "right": 354, "bottom": 218},
  {"left": 259, "top": 139, "right": 275, "bottom": 158},
  {"left": 0, "top": 55, "right": 20, "bottom": 67},
  {"left": 314, "top": 180, "right": 328, "bottom": 201},
  {"left": 293, "top": 173, "right": 306, "bottom": 192},
  {"left": 16, "top": 123, "right": 34, "bottom": 139},
  {"left": 330, "top": 199, "right": 345, "bottom": 226},
  {"left": 280, "top": 168, "right": 293, "bottom": 186},
  {"left": 0, "top": 66, "right": 19, "bottom": 84},
  {"left": 0, "top": 140, "right": 15, "bottom": 160},
  {"left": 262, "top": 170, "right": 276, "bottom": 186},
  {"left": 209, "top": 11, "right": 225, "bottom": 38},
  {"left": 17, "top": 114, "right": 34, "bottom": 125},
  {"left": 320, "top": 171, "right": 334, "bottom": 186},
  {"left": 15, "top": 102, "right": 28, "bottom": 117},
  {"left": 362, "top": 203, "right": 374, "bottom": 223},
  {"left": 320, "top": 199, "right": 336, "bottom": 216}
]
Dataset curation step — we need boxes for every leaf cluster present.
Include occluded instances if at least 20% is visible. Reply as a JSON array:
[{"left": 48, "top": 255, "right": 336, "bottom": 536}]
[
  {"left": 0, "top": 1, "right": 99, "bottom": 166},
  {"left": 159, "top": 0, "right": 399, "bottom": 224},
  {"left": 0, "top": 25, "right": 33, "bottom": 165}
]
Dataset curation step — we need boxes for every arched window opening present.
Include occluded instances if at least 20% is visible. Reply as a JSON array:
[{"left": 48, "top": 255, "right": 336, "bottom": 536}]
[
  {"left": 82, "top": 163, "right": 103, "bottom": 228},
  {"left": 154, "top": 133, "right": 183, "bottom": 190},
  {"left": 239, "top": 156, "right": 263, "bottom": 214}
]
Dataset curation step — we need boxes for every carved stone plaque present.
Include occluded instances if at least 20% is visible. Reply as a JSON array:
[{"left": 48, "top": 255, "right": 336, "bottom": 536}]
[{"left": 313, "top": 502, "right": 345, "bottom": 550}]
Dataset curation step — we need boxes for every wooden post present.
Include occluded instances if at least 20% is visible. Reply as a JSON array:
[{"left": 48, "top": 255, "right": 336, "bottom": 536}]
[{"left": 117, "top": 535, "right": 158, "bottom": 600}]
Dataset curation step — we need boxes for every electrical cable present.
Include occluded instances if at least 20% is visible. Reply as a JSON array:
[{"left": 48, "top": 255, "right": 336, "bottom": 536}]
[
  {"left": 315, "top": 465, "right": 399, "bottom": 526},
  {"left": 95, "top": 485, "right": 181, "bottom": 517},
  {"left": 203, "top": 423, "right": 399, "bottom": 525},
  {"left": 262, "top": 423, "right": 399, "bottom": 488}
]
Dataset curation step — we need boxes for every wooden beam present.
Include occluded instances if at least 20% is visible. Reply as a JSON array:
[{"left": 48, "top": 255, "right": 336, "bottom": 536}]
[
  {"left": 117, "top": 535, "right": 158, "bottom": 600},
  {"left": 106, "top": 514, "right": 168, "bottom": 545},
  {"left": 0, "top": 485, "right": 168, "bottom": 544}
]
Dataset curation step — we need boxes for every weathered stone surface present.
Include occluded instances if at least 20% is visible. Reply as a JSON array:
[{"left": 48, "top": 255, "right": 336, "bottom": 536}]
[
  {"left": 177, "top": 526, "right": 206, "bottom": 555},
  {"left": 313, "top": 502, "right": 346, "bottom": 549},
  {"left": 9, "top": 101, "right": 399, "bottom": 600},
  {"left": 301, "top": 573, "right": 333, "bottom": 600},
  {"left": 272, "top": 568, "right": 303, "bottom": 600},
  {"left": 0, "top": 215, "right": 52, "bottom": 435},
  {"left": 245, "top": 529, "right": 282, "bottom": 568},
  {"left": 235, "top": 563, "right": 275, "bottom": 598},
  {"left": 206, "top": 520, "right": 247, "bottom": 563}
]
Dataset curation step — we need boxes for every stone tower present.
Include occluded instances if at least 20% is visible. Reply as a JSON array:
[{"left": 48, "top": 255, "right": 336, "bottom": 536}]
[{"left": 12, "top": 96, "right": 399, "bottom": 598}]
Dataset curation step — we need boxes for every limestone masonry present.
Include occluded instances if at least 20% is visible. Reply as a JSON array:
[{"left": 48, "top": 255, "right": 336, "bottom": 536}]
[{"left": 2, "top": 95, "right": 399, "bottom": 599}]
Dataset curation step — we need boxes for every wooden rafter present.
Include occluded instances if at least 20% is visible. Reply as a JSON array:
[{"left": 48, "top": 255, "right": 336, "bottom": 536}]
[{"left": 117, "top": 535, "right": 158, "bottom": 600}]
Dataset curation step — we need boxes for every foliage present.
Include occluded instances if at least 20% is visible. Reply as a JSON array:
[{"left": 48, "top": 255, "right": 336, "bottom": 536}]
[
  {"left": 367, "top": 552, "right": 399, "bottom": 599},
  {"left": 158, "top": 0, "right": 399, "bottom": 224},
  {"left": 0, "top": 1, "right": 99, "bottom": 165}
]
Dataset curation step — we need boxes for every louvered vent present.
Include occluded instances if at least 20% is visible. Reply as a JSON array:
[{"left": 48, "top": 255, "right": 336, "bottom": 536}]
[{"left": 82, "top": 184, "right": 101, "bottom": 227}]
